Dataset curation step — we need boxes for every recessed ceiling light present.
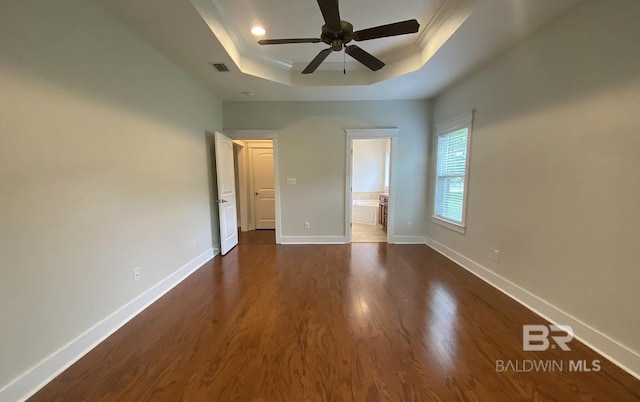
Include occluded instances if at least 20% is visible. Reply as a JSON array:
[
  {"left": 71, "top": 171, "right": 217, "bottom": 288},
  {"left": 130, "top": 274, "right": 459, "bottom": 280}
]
[{"left": 251, "top": 26, "right": 266, "bottom": 36}]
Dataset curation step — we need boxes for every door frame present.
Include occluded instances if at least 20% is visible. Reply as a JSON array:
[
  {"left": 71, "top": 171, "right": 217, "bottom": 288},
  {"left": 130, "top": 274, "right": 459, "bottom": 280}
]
[
  {"left": 234, "top": 140, "right": 273, "bottom": 232},
  {"left": 233, "top": 140, "right": 250, "bottom": 232},
  {"left": 225, "top": 130, "right": 282, "bottom": 244},
  {"left": 345, "top": 128, "right": 399, "bottom": 244}
]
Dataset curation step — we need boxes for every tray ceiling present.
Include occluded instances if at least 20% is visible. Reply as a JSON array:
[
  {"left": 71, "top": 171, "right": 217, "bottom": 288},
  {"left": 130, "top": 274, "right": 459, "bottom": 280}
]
[
  {"left": 97, "top": 0, "right": 584, "bottom": 101},
  {"left": 191, "top": 0, "right": 477, "bottom": 86}
]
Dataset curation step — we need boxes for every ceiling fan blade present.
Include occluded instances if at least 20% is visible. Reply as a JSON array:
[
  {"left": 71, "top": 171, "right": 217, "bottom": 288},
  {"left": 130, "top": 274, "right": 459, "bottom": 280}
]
[
  {"left": 258, "top": 38, "right": 322, "bottom": 45},
  {"left": 302, "top": 48, "right": 333, "bottom": 74},
  {"left": 345, "top": 45, "right": 385, "bottom": 71},
  {"left": 354, "top": 19, "right": 420, "bottom": 41},
  {"left": 316, "top": 0, "right": 342, "bottom": 32}
]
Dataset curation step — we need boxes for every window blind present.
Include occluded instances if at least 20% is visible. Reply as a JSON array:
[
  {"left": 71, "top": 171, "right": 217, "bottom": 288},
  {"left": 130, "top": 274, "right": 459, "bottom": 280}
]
[{"left": 434, "top": 128, "right": 468, "bottom": 224}]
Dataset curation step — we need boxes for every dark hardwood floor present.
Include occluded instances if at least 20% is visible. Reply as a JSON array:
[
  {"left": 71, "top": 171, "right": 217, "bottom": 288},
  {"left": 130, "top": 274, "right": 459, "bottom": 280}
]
[
  {"left": 30, "top": 243, "right": 640, "bottom": 401},
  {"left": 238, "top": 229, "right": 275, "bottom": 245}
]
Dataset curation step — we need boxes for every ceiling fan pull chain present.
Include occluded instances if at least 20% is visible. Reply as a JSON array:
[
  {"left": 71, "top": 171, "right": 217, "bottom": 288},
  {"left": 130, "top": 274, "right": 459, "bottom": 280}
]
[{"left": 343, "top": 49, "right": 346, "bottom": 75}]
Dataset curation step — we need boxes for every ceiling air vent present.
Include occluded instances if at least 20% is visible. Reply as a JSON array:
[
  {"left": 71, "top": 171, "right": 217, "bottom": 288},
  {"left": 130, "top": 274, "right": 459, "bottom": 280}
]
[{"left": 211, "top": 63, "right": 230, "bottom": 72}]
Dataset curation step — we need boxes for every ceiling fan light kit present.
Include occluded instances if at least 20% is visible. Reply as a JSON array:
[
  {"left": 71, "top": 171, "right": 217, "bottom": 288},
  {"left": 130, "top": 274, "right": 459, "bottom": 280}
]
[{"left": 258, "top": 0, "right": 420, "bottom": 74}]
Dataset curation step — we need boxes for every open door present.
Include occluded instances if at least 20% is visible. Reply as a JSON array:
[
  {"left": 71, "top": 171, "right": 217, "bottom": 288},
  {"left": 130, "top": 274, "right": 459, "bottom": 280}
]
[{"left": 214, "top": 132, "right": 238, "bottom": 255}]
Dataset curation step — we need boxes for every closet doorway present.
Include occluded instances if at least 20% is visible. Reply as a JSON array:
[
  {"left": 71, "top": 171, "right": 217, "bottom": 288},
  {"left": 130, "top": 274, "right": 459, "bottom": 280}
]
[{"left": 233, "top": 140, "right": 276, "bottom": 240}]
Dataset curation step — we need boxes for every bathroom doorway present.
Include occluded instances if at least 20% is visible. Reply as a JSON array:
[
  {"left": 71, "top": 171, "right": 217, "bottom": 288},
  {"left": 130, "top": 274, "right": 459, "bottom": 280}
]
[{"left": 346, "top": 131, "right": 395, "bottom": 243}]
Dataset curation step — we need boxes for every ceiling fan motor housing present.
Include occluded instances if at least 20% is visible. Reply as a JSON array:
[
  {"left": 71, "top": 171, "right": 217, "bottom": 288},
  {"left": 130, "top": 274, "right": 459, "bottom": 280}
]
[{"left": 322, "top": 21, "right": 355, "bottom": 51}]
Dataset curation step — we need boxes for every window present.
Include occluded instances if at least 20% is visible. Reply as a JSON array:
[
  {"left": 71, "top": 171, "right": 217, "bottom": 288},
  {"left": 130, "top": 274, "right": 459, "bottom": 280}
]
[{"left": 433, "top": 112, "right": 472, "bottom": 232}]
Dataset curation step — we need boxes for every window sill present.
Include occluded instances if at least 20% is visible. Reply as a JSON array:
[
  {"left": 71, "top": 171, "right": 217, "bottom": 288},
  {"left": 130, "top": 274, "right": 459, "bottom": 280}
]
[{"left": 432, "top": 216, "right": 466, "bottom": 234}]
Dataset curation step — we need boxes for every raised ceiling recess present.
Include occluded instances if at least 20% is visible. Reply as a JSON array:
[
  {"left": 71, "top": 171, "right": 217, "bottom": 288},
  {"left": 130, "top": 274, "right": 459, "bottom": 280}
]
[{"left": 190, "top": 0, "right": 478, "bottom": 87}]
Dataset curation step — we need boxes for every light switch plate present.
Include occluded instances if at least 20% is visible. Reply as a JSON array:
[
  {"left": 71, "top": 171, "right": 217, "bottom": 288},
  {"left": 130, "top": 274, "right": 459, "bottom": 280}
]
[{"left": 287, "top": 178, "right": 297, "bottom": 185}]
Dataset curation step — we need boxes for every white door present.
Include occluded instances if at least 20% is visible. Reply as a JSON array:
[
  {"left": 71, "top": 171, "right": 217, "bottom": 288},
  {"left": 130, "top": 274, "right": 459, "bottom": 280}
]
[
  {"left": 214, "top": 132, "right": 238, "bottom": 255},
  {"left": 252, "top": 148, "right": 275, "bottom": 229}
]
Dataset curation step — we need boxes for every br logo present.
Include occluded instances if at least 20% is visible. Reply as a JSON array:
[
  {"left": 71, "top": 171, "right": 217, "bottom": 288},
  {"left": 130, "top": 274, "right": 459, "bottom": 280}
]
[{"left": 523, "top": 325, "right": 574, "bottom": 351}]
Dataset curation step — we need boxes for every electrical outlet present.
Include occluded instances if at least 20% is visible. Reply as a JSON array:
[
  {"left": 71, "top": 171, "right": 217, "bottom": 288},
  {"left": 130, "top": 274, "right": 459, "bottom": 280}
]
[
  {"left": 407, "top": 221, "right": 413, "bottom": 229},
  {"left": 132, "top": 268, "right": 140, "bottom": 283},
  {"left": 304, "top": 222, "right": 310, "bottom": 230},
  {"left": 192, "top": 238, "right": 196, "bottom": 250},
  {"left": 494, "top": 249, "right": 500, "bottom": 261}
]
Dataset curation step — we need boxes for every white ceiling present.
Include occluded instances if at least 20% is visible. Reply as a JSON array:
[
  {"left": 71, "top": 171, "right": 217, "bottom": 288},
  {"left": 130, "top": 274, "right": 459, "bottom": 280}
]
[{"left": 97, "top": 0, "right": 582, "bottom": 101}]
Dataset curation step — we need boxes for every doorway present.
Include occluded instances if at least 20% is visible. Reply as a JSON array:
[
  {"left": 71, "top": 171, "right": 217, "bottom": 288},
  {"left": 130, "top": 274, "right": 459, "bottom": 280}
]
[
  {"left": 350, "top": 138, "right": 390, "bottom": 242},
  {"left": 345, "top": 128, "right": 398, "bottom": 244},
  {"left": 232, "top": 139, "right": 276, "bottom": 244}
]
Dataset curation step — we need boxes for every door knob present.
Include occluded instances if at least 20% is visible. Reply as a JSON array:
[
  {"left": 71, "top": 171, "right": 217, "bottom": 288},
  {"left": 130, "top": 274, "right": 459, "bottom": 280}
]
[{"left": 217, "top": 199, "right": 228, "bottom": 204}]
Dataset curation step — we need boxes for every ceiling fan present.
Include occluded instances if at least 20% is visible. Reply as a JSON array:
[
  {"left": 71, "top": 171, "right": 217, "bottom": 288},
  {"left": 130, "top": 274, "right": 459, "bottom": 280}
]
[{"left": 257, "top": 0, "right": 420, "bottom": 74}]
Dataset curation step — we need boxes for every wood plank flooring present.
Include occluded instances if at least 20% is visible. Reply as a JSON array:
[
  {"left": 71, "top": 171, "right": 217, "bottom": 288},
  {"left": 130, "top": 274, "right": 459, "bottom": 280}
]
[
  {"left": 238, "top": 229, "right": 276, "bottom": 245},
  {"left": 30, "top": 243, "right": 640, "bottom": 401}
]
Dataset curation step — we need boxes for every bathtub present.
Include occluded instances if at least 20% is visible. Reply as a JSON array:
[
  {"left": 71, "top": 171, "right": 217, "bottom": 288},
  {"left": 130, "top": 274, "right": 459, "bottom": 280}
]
[{"left": 352, "top": 199, "right": 379, "bottom": 225}]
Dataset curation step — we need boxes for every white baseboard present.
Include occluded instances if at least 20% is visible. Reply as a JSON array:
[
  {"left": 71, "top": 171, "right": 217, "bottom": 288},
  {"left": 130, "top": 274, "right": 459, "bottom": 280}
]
[
  {"left": 0, "top": 248, "right": 217, "bottom": 402},
  {"left": 390, "top": 235, "right": 427, "bottom": 244},
  {"left": 425, "top": 237, "right": 640, "bottom": 380},
  {"left": 278, "top": 235, "right": 427, "bottom": 245},
  {"left": 279, "top": 236, "right": 348, "bottom": 244}
]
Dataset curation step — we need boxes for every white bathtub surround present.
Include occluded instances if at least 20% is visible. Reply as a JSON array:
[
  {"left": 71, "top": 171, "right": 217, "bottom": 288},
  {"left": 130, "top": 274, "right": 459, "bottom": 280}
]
[
  {"left": 352, "top": 192, "right": 380, "bottom": 201},
  {"left": 352, "top": 199, "right": 379, "bottom": 225},
  {"left": 353, "top": 199, "right": 379, "bottom": 207}
]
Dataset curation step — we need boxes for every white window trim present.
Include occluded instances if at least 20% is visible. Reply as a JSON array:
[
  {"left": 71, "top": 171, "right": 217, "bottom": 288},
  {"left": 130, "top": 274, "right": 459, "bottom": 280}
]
[{"left": 432, "top": 111, "right": 473, "bottom": 234}]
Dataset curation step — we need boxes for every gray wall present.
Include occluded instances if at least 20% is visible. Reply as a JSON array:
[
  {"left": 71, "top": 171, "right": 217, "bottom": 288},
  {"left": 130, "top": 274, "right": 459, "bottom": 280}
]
[
  {"left": 0, "top": 0, "right": 222, "bottom": 388},
  {"left": 428, "top": 0, "right": 640, "bottom": 354},
  {"left": 223, "top": 100, "right": 431, "bottom": 239}
]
